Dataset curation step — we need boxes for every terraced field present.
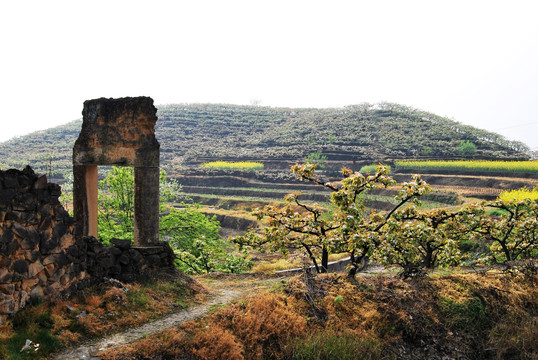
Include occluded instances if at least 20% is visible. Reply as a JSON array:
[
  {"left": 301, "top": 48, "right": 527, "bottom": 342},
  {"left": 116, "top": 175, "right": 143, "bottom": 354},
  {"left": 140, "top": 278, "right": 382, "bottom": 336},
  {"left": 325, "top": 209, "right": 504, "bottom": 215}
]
[{"left": 174, "top": 166, "right": 538, "bottom": 221}]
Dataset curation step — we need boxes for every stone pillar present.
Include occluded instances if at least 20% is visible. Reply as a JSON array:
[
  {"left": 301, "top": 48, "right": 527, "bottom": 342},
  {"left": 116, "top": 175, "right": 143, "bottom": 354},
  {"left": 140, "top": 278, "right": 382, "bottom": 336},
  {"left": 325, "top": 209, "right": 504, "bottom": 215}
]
[
  {"left": 73, "top": 165, "right": 98, "bottom": 238},
  {"left": 134, "top": 167, "right": 160, "bottom": 245}
]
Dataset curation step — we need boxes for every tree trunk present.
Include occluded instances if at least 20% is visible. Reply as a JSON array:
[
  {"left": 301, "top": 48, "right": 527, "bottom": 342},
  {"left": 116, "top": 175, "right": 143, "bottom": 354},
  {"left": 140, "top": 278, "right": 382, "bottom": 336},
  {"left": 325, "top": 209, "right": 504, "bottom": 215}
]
[
  {"left": 321, "top": 246, "right": 328, "bottom": 273},
  {"left": 347, "top": 254, "right": 369, "bottom": 278}
]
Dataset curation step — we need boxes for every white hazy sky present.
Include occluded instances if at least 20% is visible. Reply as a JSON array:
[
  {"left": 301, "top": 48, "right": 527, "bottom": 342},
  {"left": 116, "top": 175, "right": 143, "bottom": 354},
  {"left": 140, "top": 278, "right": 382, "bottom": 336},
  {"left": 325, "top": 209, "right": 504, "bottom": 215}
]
[{"left": 1, "top": 0, "right": 537, "bottom": 151}]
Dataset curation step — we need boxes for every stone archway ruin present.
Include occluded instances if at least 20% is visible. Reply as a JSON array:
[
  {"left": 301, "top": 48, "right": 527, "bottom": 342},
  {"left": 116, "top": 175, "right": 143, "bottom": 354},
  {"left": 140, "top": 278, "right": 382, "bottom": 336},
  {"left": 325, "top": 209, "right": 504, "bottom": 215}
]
[{"left": 73, "top": 97, "right": 160, "bottom": 246}]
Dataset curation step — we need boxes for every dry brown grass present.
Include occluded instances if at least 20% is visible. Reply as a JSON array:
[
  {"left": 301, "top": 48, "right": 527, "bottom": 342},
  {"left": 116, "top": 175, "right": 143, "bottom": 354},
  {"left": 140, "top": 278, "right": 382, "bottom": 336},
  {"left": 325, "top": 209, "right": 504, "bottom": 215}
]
[
  {"left": 213, "top": 292, "right": 307, "bottom": 358},
  {"left": 0, "top": 324, "right": 13, "bottom": 342},
  {"left": 192, "top": 325, "right": 244, "bottom": 360},
  {"left": 99, "top": 271, "right": 537, "bottom": 360},
  {"left": 56, "top": 329, "right": 82, "bottom": 344}
]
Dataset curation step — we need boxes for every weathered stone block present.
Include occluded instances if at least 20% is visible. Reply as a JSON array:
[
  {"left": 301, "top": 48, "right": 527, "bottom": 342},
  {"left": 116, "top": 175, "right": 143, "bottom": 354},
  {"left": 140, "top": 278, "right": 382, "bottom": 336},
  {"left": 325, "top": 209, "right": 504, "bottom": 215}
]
[
  {"left": 34, "top": 175, "right": 48, "bottom": 190},
  {"left": 30, "top": 285, "right": 44, "bottom": 299},
  {"left": 59, "top": 234, "right": 76, "bottom": 249},
  {"left": 118, "top": 253, "right": 130, "bottom": 265},
  {"left": 20, "top": 229, "right": 40, "bottom": 250},
  {"left": 110, "top": 238, "right": 131, "bottom": 250},
  {"left": 43, "top": 253, "right": 65, "bottom": 266},
  {"left": 49, "top": 268, "right": 65, "bottom": 283},
  {"left": 109, "top": 264, "right": 122, "bottom": 276},
  {"left": 147, "top": 255, "right": 161, "bottom": 265},
  {"left": 4, "top": 212, "right": 20, "bottom": 221},
  {"left": 128, "top": 249, "right": 144, "bottom": 264},
  {"left": 0, "top": 254, "right": 11, "bottom": 268},
  {"left": 0, "top": 227, "right": 13, "bottom": 243},
  {"left": 0, "top": 299, "right": 15, "bottom": 315},
  {"left": 21, "top": 211, "right": 39, "bottom": 225},
  {"left": 45, "top": 283, "right": 60, "bottom": 295},
  {"left": 60, "top": 275, "right": 70, "bottom": 286},
  {"left": 39, "top": 273, "right": 47, "bottom": 286},
  {"left": 22, "top": 278, "right": 38, "bottom": 292},
  {"left": 0, "top": 269, "right": 12, "bottom": 284},
  {"left": 24, "top": 250, "right": 40, "bottom": 263},
  {"left": 109, "top": 247, "right": 122, "bottom": 256},
  {"left": 99, "top": 253, "right": 116, "bottom": 269},
  {"left": 28, "top": 261, "right": 44, "bottom": 277},
  {"left": 19, "top": 290, "right": 29, "bottom": 308},
  {"left": 52, "top": 222, "right": 67, "bottom": 239},
  {"left": 48, "top": 183, "right": 61, "bottom": 197},
  {"left": 3, "top": 174, "right": 19, "bottom": 189},
  {"left": 0, "top": 237, "right": 20, "bottom": 256},
  {"left": 38, "top": 216, "right": 52, "bottom": 232},
  {"left": 0, "top": 284, "right": 14, "bottom": 294},
  {"left": 44, "top": 264, "right": 55, "bottom": 277},
  {"left": 40, "top": 235, "right": 59, "bottom": 255},
  {"left": 11, "top": 259, "right": 28, "bottom": 274},
  {"left": 54, "top": 206, "right": 70, "bottom": 221},
  {"left": 0, "top": 190, "right": 16, "bottom": 205}
]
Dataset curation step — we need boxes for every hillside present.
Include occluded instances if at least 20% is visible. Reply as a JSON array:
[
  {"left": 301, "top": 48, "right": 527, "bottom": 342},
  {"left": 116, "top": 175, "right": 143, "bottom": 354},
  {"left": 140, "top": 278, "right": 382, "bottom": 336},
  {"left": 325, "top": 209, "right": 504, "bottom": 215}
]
[{"left": 0, "top": 102, "right": 530, "bottom": 179}]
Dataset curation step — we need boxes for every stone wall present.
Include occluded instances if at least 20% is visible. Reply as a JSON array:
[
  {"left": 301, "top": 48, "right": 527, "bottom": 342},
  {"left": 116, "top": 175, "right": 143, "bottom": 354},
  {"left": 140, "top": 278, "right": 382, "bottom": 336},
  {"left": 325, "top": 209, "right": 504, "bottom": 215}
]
[{"left": 0, "top": 166, "right": 174, "bottom": 322}]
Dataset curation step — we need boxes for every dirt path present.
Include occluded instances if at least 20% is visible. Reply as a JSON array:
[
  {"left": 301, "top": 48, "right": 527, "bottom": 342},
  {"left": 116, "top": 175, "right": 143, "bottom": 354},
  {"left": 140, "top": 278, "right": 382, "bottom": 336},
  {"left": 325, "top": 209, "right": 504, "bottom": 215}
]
[{"left": 52, "top": 288, "right": 244, "bottom": 360}]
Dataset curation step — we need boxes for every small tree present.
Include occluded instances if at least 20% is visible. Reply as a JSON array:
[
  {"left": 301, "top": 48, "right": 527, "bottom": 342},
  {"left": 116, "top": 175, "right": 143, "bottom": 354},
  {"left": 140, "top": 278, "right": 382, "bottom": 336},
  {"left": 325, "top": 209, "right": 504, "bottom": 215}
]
[
  {"left": 376, "top": 206, "right": 462, "bottom": 276},
  {"left": 458, "top": 140, "right": 477, "bottom": 157},
  {"left": 305, "top": 150, "right": 328, "bottom": 169},
  {"left": 468, "top": 199, "right": 538, "bottom": 263}
]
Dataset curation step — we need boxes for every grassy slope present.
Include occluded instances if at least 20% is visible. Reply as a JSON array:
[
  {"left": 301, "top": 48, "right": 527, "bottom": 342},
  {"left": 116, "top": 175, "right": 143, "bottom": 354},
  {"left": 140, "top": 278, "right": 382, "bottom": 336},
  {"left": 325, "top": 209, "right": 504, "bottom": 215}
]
[{"left": 0, "top": 102, "right": 529, "bottom": 179}]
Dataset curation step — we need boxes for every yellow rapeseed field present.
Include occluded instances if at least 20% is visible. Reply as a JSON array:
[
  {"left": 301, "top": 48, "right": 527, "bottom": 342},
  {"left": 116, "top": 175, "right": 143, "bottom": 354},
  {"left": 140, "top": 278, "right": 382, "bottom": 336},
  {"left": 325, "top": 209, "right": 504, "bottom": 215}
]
[
  {"left": 201, "top": 161, "right": 264, "bottom": 170},
  {"left": 499, "top": 186, "right": 538, "bottom": 202},
  {"left": 394, "top": 160, "right": 538, "bottom": 173}
]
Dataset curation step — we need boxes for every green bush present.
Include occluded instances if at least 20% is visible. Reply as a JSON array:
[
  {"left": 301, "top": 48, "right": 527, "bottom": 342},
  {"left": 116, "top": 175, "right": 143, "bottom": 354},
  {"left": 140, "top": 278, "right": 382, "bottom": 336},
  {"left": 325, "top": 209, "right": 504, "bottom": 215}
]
[{"left": 458, "top": 140, "right": 477, "bottom": 157}]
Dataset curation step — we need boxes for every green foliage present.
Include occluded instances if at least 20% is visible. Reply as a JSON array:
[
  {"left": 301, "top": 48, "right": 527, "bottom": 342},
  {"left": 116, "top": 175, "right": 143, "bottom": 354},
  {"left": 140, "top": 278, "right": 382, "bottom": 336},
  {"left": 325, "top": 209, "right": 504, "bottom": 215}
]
[
  {"left": 98, "top": 167, "right": 252, "bottom": 274},
  {"left": 159, "top": 170, "right": 184, "bottom": 205},
  {"left": 159, "top": 202, "right": 251, "bottom": 275},
  {"left": 97, "top": 167, "right": 186, "bottom": 244},
  {"left": 304, "top": 151, "right": 327, "bottom": 169},
  {"left": 160, "top": 207, "right": 220, "bottom": 253},
  {"left": 359, "top": 164, "right": 390, "bottom": 174},
  {"left": 98, "top": 167, "right": 135, "bottom": 244},
  {"left": 287, "top": 331, "right": 381, "bottom": 360},
  {"left": 475, "top": 199, "right": 538, "bottom": 262},
  {"left": 162, "top": 208, "right": 252, "bottom": 275},
  {"left": 439, "top": 297, "right": 487, "bottom": 331},
  {"left": 378, "top": 207, "right": 462, "bottom": 270},
  {"left": 458, "top": 140, "right": 477, "bottom": 157},
  {"left": 7, "top": 302, "right": 60, "bottom": 359},
  {"left": 126, "top": 288, "right": 151, "bottom": 308},
  {"left": 420, "top": 145, "right": 433, "bottom": 156}
]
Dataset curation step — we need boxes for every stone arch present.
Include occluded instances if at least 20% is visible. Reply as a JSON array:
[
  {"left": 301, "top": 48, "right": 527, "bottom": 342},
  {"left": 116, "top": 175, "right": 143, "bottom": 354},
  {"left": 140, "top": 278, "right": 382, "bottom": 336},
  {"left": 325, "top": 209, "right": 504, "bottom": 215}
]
[{"left": 73, "top": 97, "right": 160, "bottom": 246}]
